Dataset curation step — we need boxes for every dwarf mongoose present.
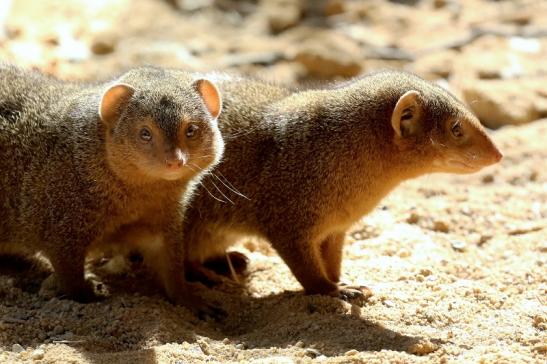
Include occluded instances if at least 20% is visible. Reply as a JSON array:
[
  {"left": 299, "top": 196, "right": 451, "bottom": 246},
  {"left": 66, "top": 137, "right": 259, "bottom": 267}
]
[
  {"left": 182, "top": 70, "right": 502, "bottom": 299},
  {"left": 0, "top": 65, "right": 223, "bottom": 312}
]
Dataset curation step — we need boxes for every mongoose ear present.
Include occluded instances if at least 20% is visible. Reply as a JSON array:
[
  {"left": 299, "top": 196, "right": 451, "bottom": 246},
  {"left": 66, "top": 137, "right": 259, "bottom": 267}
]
[
  {"left": 99, "top": 83, "right": 135, "bottom": 125},
  {"left": 391, "top": 90, "right": 422, "bottom": 138},
  {"left": 193, "top": 79, "right": 222, "bottom": 119}
]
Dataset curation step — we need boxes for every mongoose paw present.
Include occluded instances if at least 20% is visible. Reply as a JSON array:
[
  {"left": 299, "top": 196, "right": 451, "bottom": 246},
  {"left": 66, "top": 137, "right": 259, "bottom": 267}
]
[
  {"left": 203, "top": 251, "right": 250, "bottom": 278},
  {"left": 332, "top": 284, "right": 373, "bottom": 303},
  {"left": 40, "top": 275, "right": 104, "bottom": 303}
]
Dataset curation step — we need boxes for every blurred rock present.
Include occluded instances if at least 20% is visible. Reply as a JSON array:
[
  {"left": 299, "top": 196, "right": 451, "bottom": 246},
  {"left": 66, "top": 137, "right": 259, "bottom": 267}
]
[
  {"left": 325, "top": 0, "right": 345, "bottom": 16},
  {"left": 260, "top": 0, "right": 303, "bottom": 34},
  {"left": 285, "top": 28, "right": 363, "bottom": 79},
  {"left": 462, "top": 79, "right": 547, "bottom": 128},
  {"left": 90, "top": 32, "right": 118, "bottom": 55},
  {"left": 410, "top": 50, "right": 456, "bottom": 79}
]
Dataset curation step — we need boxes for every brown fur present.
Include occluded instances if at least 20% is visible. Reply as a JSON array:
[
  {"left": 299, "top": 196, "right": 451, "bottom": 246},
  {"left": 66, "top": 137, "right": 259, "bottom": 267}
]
[
  {"left": 182, "top": 70, "right": 502, "bottom": 297},
  {"left": 0, "top": 65, "right": 224, "bottom": 312}
]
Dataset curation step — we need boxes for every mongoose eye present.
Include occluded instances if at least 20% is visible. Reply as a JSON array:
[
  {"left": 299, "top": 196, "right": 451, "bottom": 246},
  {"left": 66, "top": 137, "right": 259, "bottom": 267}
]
[
  {"left": 139, "top": 127, "right": 152, "bottom": 142},
  {"left": 186, "top": 124, "right": 199, "bottom": 139},
  {"left": 451, "top": 123, "right": 463, "bottom": 138}
]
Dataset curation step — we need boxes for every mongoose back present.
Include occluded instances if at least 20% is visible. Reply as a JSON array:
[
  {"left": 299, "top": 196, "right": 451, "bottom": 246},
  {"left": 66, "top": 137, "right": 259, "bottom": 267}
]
[
  {"left": 0, "top": 64, "right": 224, "bottom": 312},
  {"left": 182, "top": 70, "right": 502, "bottom": 299}
]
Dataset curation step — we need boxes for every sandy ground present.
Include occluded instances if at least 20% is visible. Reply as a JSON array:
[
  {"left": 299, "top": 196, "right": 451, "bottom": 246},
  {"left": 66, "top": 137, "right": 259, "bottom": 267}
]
[{"left": 0, "top": 0, "right": 546, "bottom": 363}]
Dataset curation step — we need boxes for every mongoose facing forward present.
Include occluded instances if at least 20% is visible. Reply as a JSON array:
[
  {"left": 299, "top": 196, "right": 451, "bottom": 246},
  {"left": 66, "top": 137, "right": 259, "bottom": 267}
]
[
  {"left": 0, "top": 65, "right": 223, "bottom": 312},
  {"left": 182, "top": 70, "right": 502, "bottom": 299}
]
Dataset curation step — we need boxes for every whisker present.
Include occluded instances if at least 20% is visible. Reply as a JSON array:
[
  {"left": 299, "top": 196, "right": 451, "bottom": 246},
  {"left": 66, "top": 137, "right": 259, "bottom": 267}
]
[
  {"left": 209, "top": 179, "right": 234, "bottom": 204},
  {"left": 213, "top": 171, "right": 250, "bottom": 200}
]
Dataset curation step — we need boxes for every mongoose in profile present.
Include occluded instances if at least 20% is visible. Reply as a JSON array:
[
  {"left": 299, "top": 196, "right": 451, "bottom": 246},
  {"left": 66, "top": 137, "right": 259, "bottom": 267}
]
[
  {"left": 0, "top": 65, "right": 224, "bottom": 312},
  {"left": 182, "top": 70, "right": 502, "bottom": 299}
]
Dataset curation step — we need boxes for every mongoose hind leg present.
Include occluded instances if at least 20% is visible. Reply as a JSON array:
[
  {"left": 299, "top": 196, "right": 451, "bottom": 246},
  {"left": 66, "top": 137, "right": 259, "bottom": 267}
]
[
  {"left": 320, "top": 233, "right": 373, "bottom": 301},
  {"left": 273, "top": 234, "right": 339, "bottom": 296},
  {"left": 320, "top": 233, "right": 345, "bottom": 283}
]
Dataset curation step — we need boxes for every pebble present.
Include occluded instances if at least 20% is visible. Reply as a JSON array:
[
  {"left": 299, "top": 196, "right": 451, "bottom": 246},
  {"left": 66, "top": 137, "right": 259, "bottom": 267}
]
[
  {"left": 433, "top": 220, "right": 450, "bottom": 233},
  {"left": 407, "top": 340, "right": 438, "bottom": 355},
  {"left": 451, "top": 240, "right": 467, "bottom": 252},
  {"left": 304, "top": 348, "right": 322, "bottom": 358},
  {"left": 383, "top": 300, "right": 395, "bottom": 308},
  {"left": 31, "top": 348, "right": 45, "bottom": 360},
  {"left": 11, "top": 344, "right": 24, "bottom": 353},
  {"left": 53, "top": 325, "right": 64, "bottom": 335},
  {"left": 344, "top": 349, "right": 359, "bottom": 356}
]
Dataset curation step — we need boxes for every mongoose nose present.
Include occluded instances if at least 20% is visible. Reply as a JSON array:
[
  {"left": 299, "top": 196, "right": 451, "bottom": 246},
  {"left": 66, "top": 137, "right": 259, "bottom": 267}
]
[
  {"left": 493, "top": 148, "right": 503, "bottom": 162},
  {"left": 165, "top": 158, "right": 185, "bottom": 169},
  {"left": 165, "top": 148, "right": 187, "bottom": 169}
]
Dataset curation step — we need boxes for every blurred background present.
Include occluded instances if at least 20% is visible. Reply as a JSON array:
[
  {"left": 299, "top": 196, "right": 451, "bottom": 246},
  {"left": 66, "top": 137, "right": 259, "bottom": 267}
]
[{"left": 1, "top": 0, "right": 546, "bottom": 129}]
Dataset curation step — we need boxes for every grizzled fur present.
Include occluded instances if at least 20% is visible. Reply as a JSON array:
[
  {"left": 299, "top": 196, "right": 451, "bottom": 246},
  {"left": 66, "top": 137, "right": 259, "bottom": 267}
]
[
  {"left": 183, "top": 71, "right": 501, "bottom": 298},
  {"left": 0, "top": 65, "right": 223, "bottom": 312}
]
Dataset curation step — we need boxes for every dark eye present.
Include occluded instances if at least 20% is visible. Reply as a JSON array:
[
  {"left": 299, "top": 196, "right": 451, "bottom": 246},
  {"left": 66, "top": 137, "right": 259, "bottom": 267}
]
[
  {"left": 186, "top": 124, "right": 199, "bottom": 139},
  {"left": 139, "top": 127, "right": 152, "bottom": 142},
  {"left": 451, "top": 123, "right": 463, "bottom": 138}
]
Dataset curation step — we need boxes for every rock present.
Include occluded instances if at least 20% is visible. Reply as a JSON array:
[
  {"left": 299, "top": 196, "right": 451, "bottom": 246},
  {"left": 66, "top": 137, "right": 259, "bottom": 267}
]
[
  {"left": 433, "top": 220, "right": 450, "bottom": 233},
  {"left": 461, "top": 78, "right": 547, "bottom": 128},
  {"left": 344, "top": 349, "right": 359, "bottom": 356},
  {"left": 11, "top": 344, "right": 24, "bottom": 353},
  {"left": 304, "top": 348, "right": 322, "bottom": 358},
  {"left": 411, "top": 50, "right": 457, "bottom": 79},
  {"left": 325, "top": 0, "right": 345, "bottom": 16},
  {"left": 90, "top": 32, "right": 117, "bottom": 55},
  {"left": 261, "top": 0, "right": 303, "bottom": 34},
  {"left": 286, "top": 28, "right": 363, "bottom": 79},
  {"left": 31, "top": 348, "right": 45, "bottom": 360},
  {"left": 451, "top": 240, "right": 467, "bottom": 252},
  {"left": 407, "top": 339, "right": 438, "bottom": 355}
]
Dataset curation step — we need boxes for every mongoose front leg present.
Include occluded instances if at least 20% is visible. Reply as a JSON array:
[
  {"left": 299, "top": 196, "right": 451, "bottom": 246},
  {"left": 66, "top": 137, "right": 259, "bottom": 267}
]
[
  {"left": 141, "top": 219, "right": 223, "bottom": 318},
  {"left": 320, "top": 233, "right": 373, "bottom": 301},
  {"left": 46, "top": 243, "right": 96, "bottom": 302}
]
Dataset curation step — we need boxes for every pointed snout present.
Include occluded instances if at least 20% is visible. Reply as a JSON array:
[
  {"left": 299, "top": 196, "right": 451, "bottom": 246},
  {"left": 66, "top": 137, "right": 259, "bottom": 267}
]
[
  {"left": 492, "top": 147, "right": 503, "bottom": 163},
  {"left": 165, "top": 148, "right": 187, "bottom": 169}
]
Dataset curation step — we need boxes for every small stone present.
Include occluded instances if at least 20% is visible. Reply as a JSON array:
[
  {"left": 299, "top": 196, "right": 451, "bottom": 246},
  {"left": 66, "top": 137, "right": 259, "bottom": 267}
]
[
  {"left": 31, "top": 348, "right": 45, "bottom": 360},
  {"left": 407, "top": 340, "right": 438, "bottom": 355},
  {"left": 305, "top": 348, "right": 322, "bottom": 358},
  {"left": 53, "top": 325, "right": 64, "bottom": 335},
  {"left": 406, "top": 212, "right": 420, "bottom": 224},
  {"left": 222, "top": 338, "right": 230, "bottom": 344},
  {"left": 383, "top": 300, "right": 395, "bottom": 308},
  {"left": 451, "top": 240, "right": 467, "bottom": 252},
  {"left": 344, "top": 349, "right": 359, "bottom": 356},
  {"left": 90, "top": 32, "right": 117, "bottom": 55},
  {"left": 398, "top": 248, "right": 411, "bottom": 258},
  {"left": 12, "top": 344, "right": 24, "bottom": 353},
  {"left": 294, "top": 340, "right": 304, "bottom": 348},
  {"left": 433, "top": 221, "right": 449, "bottom": 233},
  {"left": 481, "top": 174, "right": 494, "bottom": 184}
]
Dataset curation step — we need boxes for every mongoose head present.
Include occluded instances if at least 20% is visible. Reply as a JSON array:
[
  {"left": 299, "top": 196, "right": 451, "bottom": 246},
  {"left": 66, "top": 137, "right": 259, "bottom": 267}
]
[
  {"left": 386, "top": 74, "right": 502, "bottom": 175},
  {"left": 98, "top": 69, "right": 224, "bottom": 183}
]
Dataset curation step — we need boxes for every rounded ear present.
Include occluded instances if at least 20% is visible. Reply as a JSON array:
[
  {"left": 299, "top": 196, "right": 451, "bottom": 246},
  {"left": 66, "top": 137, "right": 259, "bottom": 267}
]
[
  {"left": 193, "top": 79, "right": 222, "bottom": 119},
  {"left": 99, "top": 83, "right": 135, "bottom": 126},
  {"left": 391, "top": 90, "right": 422, "bottom": 138}
]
